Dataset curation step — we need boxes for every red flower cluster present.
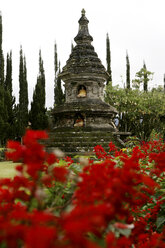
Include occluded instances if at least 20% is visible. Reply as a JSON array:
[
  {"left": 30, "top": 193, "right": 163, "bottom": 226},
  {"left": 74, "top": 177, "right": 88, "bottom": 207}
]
[{"left": 0, "top": 130, "right": 164, "bottom": 247}]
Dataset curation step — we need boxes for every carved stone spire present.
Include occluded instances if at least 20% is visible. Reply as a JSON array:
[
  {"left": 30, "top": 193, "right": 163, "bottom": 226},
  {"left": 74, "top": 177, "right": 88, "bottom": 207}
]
[
  {"left": 50, "top": 9, "right": 125, "bottom": 155},
  {"left": 60, "top": 9, "right": 108, "bottom": 80},
  {"left": 74, "top": 9, "right": 93, "bottom": 45}
]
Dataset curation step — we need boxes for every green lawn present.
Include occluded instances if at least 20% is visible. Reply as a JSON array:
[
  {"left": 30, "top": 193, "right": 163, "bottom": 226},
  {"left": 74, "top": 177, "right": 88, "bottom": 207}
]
[{"left": 0, "top": 161, "right": 19, "bottom": 178}]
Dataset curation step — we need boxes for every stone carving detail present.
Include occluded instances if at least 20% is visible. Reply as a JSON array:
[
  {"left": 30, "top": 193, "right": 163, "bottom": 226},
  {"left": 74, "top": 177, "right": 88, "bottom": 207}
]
[{"left": 92, "top": 86, "right": 98, "bottom": 95}]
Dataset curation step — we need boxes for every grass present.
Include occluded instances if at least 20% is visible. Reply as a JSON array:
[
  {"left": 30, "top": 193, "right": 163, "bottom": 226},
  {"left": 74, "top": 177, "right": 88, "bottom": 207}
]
[{"left": 0, "top": 161, "right": 19, "bottom": 178}]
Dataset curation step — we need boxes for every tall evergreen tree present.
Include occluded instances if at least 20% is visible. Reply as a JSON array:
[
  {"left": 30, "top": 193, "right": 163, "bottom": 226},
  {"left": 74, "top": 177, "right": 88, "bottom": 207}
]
[
  {"left": 4, "top": 51, "right": 17, "bottom": 140},
  {"left": 71, "top": 41, "right": 74, "bottom": 52},
  {"left": 106, "top": 33, "right": 112, "bottom": 85},
  {"left": 143, "top": 62, "right": 148, "bottom": 92},
  {"left": 54, "top": 42, "right": 58, "bottom": 105},
  {"left": 5, "top": 51, "right": 12, "bottom": 94},
  {"left": 163, "top": 74, "right": 165, "bottom": 93},
  {"left": 0, "top": 13, "right": 4, "bottom": 86},
  {"left": 132, "top": 62, "right": 153, "bottom": 91},
  {"left": 29, "top": 51, "right": 48, "bottom": 130},
  {"left": 18, "top": 46, "right": 29, "bottom": 137},
  {"left": 23, "top": 56, "right": 29, "bottom": 112},
  {"left": 54, "top": 43, "right": 64, "bottom": 106},
  {"left": 0, "top": 12, "right": 7, "bottom": 145},
  {"left": 54, "top": 62, "right": 65, "bottom": 106},
  {"left": 38, "top": 50, "right": 45, "bottom": 106},
  {"left": 126, "top": 51, "right": 130, "bottom": 89}
]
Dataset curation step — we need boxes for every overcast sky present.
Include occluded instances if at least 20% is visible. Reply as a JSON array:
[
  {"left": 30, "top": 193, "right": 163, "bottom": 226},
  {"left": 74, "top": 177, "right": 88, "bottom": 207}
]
[{"left": 1, "top": 0, "right": 165, "bottom": 108}]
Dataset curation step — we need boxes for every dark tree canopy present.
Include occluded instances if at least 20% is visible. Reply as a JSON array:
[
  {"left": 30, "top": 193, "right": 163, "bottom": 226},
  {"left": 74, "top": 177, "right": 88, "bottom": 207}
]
[
  {"left": 106, "top": 33, "right": 112, "bottom": 85},
  {"left": 29, "top": 51, "right": 48, "bottom": 130},
  {"left": 0, "top": 14, "right": 4, "bottom": 86},
  {"left": 132, "top": 62, "right": 153, "bottom": 92},
  {"left": 0, "top": 13, "right": 7, "bottom": 145},
  {"left": 164, "top": 74, "right": 165, "bottom": 93},
  {"left": 54, "top": 43, "right": 64, "bottom": 106},
  {"left": 126, "top": 51, "right": 130, "bottom": 89},
  {"left": 4, "top": 51, "right": 18, "bottom": 141},
  {"left": 18, "top": 46, "right": 29, "bottom": 136}
]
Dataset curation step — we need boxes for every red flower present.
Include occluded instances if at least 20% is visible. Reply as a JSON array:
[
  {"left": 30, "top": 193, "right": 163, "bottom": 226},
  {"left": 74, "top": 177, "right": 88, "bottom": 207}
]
[
  {"left": 93, "top": 145, "right": 107, "bottom": 159},
  {"left": 109, "top": 141, "right": 117, "bottom": 152},
  {"left": 65, "top": 156, "right": 74, "bottom": 166},
  {"left": 53, "top": 166, "right": 68, "bottom": 182}
]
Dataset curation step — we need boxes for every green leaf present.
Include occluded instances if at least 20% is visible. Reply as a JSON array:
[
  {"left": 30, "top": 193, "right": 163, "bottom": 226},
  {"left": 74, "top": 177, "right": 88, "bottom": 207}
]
[
  {"left": 156, "top": 216, "right": 165, "bottom": 229},
  {"left": 117, "top": 228, "right": 132, "bottom": 237}
]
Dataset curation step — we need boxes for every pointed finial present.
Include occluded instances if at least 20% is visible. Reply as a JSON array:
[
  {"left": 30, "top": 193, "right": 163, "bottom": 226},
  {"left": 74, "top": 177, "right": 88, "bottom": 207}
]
[{"left": 81, "top": 9, "right": 86, "bottom": 16}]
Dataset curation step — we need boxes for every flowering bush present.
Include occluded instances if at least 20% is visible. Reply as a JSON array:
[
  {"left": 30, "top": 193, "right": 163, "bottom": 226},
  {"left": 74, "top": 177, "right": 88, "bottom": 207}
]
[{"left": 0, "top": 130, "right": 165, "bottom": 247}]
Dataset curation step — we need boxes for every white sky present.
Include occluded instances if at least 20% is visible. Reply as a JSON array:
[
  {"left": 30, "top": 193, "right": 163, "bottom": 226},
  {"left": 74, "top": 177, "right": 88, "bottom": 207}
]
[{"left": 1, "top": 0, "right": 165, "bottom": 108}]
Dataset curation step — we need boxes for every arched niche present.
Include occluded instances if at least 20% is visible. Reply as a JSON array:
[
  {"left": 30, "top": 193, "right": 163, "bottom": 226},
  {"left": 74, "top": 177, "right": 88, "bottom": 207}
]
[
  {"left": 77, "top": 85, "right": 87, "bottom": 98},
  {"left": 74, "top": 113, "right": 84, "bottom": 127}
]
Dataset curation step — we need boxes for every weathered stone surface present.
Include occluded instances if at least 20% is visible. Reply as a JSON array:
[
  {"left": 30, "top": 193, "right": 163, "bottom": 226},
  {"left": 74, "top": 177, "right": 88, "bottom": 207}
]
[
  {"left": 50, "top": 9, "right": 126, "bottom": 155},
  {"left": 47, "top": 128, "right": 125, "bottom": 156},
  {"left": 53, "top": 100, "right": 117, "bottom": 130}
]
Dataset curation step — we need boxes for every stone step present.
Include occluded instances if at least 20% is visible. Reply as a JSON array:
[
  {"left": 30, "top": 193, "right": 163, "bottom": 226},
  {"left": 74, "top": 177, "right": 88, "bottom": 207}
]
[
  {"left": 49, "top": 132, "right": 115, "bottom": 138},
  {"left": 47, "top": 136, "right": 112, "bottom": 143},
  {"left": 44, "top": 127, "right": 125, "bottom": 156},
  {"left": 46, "top": 141, "right": 110, "bottom": 148},
  {"left": 48, "top": 146, "right": 110, "bottom": 153}
]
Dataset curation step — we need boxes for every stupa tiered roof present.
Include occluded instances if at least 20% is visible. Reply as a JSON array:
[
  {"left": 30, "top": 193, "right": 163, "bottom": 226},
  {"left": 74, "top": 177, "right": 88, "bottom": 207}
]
[{"left": 60, "top": 9, "right": 109, "bottom": 79}]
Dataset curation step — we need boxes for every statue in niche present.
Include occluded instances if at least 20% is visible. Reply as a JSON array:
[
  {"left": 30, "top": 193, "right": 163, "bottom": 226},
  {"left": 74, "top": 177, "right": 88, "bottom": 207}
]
[
  {"left": 74, "top": 114, "right": 84, "bottom": 127},
  {"left": 77, "top": 85, "right": 87, "bottom": 98}
]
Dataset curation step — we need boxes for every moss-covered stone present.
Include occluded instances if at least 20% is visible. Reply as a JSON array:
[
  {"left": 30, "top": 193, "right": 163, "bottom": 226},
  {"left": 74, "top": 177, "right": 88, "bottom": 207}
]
[{"left": 46, "top": 10, "right": 128, "bottom": 156}]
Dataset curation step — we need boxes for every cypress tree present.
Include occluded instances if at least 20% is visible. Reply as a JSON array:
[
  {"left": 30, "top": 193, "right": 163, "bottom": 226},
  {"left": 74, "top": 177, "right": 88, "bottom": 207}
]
[
  {"left": 0, "top": 12, "right": 7, "bottom": 145},
  {"left": 5, "top": 51, "right": 12, "bottom": 94},
  {"left": 23, "top": 56, "right": 29, "bottom": 123},
  {"left": 54, "top": 62, "right": 64, "bottom": 106},
  {"left": 29, "top": 51, "right": 48, "bottom": 130},
  {"left": 54, "top": 42, "right": 58, "bottom": 105},
  {"left": 133, "top": 62, "right": 153, "bottom": 91},
  {"left": 106, "top": 33, "right": 112, "bottom": 85},
  {"left": 143, "top": 62, "right": 148, "bottom": 92},
  {"left": 18, "top": 46, "right": 29, "bottom": 136},
  {"left": 54, "top": 43, "right": 64, "bottom": 106},
  {"left": 4, "top": 51, "right": 17, "bottom": 140},
  {"left": 0, "top": 13, "right": 4, "bottom": 86},
  {"left": 126, "top": 51, "right": 130, "bottom": 89},
  {"left": 39, "top": 50, "right": 45, "bottom": 106},
  {"left": 71, "top": 42, "right": 74, "bottom": 52}
]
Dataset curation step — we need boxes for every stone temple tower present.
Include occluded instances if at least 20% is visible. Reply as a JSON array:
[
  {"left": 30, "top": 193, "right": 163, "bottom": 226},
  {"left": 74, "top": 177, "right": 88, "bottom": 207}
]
[{"left": 49, "top": 9, "right": 124, "bottom": 155}]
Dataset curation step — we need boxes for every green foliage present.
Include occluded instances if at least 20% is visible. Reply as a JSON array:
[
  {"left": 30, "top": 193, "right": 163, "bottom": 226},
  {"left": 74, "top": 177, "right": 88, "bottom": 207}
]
[
  {"left": 4, "top": 52, "right": 18, "bottom": 141},
  {"left": 4, "top": 52, "right": 12, "bottom": 94},
  {"left": 155, "top": 177, "right": 165, "bottom": 232},
  {"left": 54, "top": 43, "right": 65, "bottom": 106},
  {"left": 105, "top": 84, "right": 165, "bottom": 141},
  {"left": 71, "top": 42, "right": 74, "bottom": 52},
  {"left": 132, "top": 62, "right": 153, "bottom": 91},
  {"left": 0, "top": 14, "right": 4, "bottom": 87},
  {"left": 0, "top": 148, "right": 5, "bottom": 161},
  {"left": 106, "top": 33, "right": 112, "bottom": 85},
  {"left": 0, "top": 85, "right": 8, "bottom": 145},
  {"left": 54, "top": 73, "right": 65, "bottom": 106},
  {"left": 126, "top": 51, "right": 130, "bottom": 89},
  {"left": 0, "top": 13, "right": 7, "bottom": 145},
  {"left": 29, "top": 51, "right": 48, "bottom": 130},
  {"left": 18, "top": 47, "right": 29, "bottom": 136}
]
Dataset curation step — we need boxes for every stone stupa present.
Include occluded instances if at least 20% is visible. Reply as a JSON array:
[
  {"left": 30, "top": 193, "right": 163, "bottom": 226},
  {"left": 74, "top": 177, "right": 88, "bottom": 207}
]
[{"left": 48, "top": 9, "right": 125, "bottom": 156}]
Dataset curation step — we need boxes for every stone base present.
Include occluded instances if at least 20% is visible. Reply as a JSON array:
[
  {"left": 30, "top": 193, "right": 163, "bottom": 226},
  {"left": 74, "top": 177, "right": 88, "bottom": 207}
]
[
  {"left": 53, "top": 100, "right": 117, "bottom": 131},
  {"left": 46, "top": 127, "right": 125, "bottom": 157}
]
